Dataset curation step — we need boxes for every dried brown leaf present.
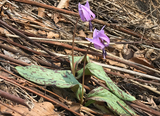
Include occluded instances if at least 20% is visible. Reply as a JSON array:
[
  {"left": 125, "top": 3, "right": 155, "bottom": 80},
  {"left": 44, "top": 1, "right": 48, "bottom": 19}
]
[
  {"left": 112, "top": 44, "right": 124, "bottom": 51},
  {"left": 78, "top": 30, "right": 86, "bottom": 38},
  {"left": 106, "top": 59, "right": 127, "bottom": 68},
  {"left": 145, "top": 49, "right": 157, "bottom": 61},
  {"left": 57, "top": 0, "right": 70, "bottom": 9},
  {"left": 53, "top": 0, "right": 69, "bottom": 23},
  {"left": 69, "top": 103, "right": 80, "bottom": 112},
  {"left": 0, "top": 102, "right": 56, "bottom": 116},
  {"left": 47, "top": 32, "right": 59, "bottom": 38},
  {"left": 25, "top": 29, "right": 38, "bottom": 35},
  {"left": 130, "top": 49, "right": 154, "bottom": 68},
  {"left": 0, "top": 27, "right": 10, "bottom": 35},
  {"left": 38, "top": 30, "right": 46, "bottom": 35},
  {"left": 64, "top": 49, "right": 72, "bottom": 54},
  {"left": 130, "top": 57, "right": 154, "bottom": 68},
  {"left": 38, "top": 8, "right": 45, "bottom": 18},
  {"left": 122, "top": 44, "right": 134, "bottom": 59}
]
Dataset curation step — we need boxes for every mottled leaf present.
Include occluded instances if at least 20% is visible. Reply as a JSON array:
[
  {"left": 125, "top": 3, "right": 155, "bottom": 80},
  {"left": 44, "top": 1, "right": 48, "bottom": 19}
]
[
  {"left": 15, "top": 65, "right": 84, "bottom": 100},
  {"left": 86, "top": 87, "right": 136, "bottom": 115},
  {"left": 77, "top": 62, "right": 136, "bottom": 101},
  {"left": 68, "top": 56, "right": 90, "bottom": 73}
]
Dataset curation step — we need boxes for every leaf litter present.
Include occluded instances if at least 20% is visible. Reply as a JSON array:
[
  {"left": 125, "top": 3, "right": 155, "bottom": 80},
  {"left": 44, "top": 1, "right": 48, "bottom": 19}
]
[{"left": 0, "top": 0, "right": 160, "bottom": 116}]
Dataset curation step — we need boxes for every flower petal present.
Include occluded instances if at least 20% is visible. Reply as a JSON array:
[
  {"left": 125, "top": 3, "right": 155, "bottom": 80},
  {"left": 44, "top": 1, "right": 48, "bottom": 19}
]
[
  {"left": 94, "top": 43, "right": 104, "bottom": 49},
  {"left": 81, "top": 6, "right": 91, "bottom": 21},
  {"left": 93, "top": 28, "right": 98, "bottom": 38},
  {"left": 85, "top": 0, "right": 90, "bottom": 9},
  {"left": 78, "top": 4, "right": 86, "bottom": 21},
  {"left": 78, "top": 3, "right": 82, "bottom": 10},
  {"left": 86, "top": 38, "right": 105, "bottom": 49},
  {"left": 101, "top": 25, "right": 106, "bottom": 30},
  {"left": 82, "top": 6, "right": 95, "bottom": 21},
  {"left": 78, "top": 2, "right": 95, "bottom": 22},
  {"left": 98, "top": 30, "right": 110, "bottom": 46}
]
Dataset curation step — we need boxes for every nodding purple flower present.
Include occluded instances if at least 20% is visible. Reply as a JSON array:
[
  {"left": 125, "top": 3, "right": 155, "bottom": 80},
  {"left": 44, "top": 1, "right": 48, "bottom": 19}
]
[
  {"left": 78, "top": 1, "right": 95, "bottom": 31},
  {"left": 86, "top": 26, "right": 110, "bottom": 59}
]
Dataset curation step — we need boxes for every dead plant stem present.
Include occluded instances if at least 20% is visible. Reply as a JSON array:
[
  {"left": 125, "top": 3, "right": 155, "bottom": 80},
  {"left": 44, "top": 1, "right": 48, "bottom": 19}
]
[
  {"left": 71, "top": 17, "right": 79, "bottom": 76},
  {"left": 81, "top": 43, "right": 92, "bottom": 104}
]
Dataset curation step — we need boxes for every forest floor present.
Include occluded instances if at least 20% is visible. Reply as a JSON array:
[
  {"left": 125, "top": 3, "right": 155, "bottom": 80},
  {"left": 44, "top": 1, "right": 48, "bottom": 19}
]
[{"left": 0, "top": 0, "right": 160, "bottom": 116}]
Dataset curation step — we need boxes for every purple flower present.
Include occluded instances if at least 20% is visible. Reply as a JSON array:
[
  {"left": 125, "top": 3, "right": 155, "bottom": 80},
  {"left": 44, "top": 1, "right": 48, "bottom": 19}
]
[
  {"left": 86, "top": 26, "right": 110, "bottom": 59},
  {"left": 78, "top": 1, "right": 95, "bottom": 22}
]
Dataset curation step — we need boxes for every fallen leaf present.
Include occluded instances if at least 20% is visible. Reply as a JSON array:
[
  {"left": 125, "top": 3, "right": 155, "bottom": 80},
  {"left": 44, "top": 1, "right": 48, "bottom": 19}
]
[
  {"left": 25, "top": 29, "right": 38, "bottom": 35},
  {"left": 0, "top": 71, "right": 10, "bottom": 77},
  {"left": 38, "top": 30, "right": 46, "bottom": 35},
  {"left": 122, "top": 44, "right": 134, "bottom": 60},
  {"left": 145, "top": 49, "right": 157, "bottom": 61},
  {"left": 25, "top": 16, "right": 35, "bottom": 21},
  {"left": 47, "top": 31, "right": 59, "bottom": 38},
  {"left": 54, "top": 0, "right": 70, "bottom": 23},
  {"left": 134, "top": 49, "right": 146, "bottom": 58},
  {"left": 111, "top": 43, "right": 124, "bottom": 51},
  {"left": 0, "top": 102, "right": 56, "bottom": 116},
  {"left": 53, "top": 13, "right": 61, "bottom": 24},
  {"left": 38, "top": 8, "right": 45, "bottom": 18},
  {"left": 106, "top": 59, "right": 127, "bottom": 68},
  {"left": 78, "top": 30, "right": 86, "bottom": 38},
  {"left": 130, "top": 57, "right": 154, "bottom": 68},
  {"left": 57, "top": 0, "right": 69, "bottom": 9},
  {"left": 130, "top": 49, "right": 154, "bottom": 68},
  {"left": 0, "top": 27, "right": 10, "bottom": 35},
  {"left": 64, "top": 49, "right": 72, "bottom": 54},
  {"left": 70, "top": 103, "right": 80, "bottom": 112}
]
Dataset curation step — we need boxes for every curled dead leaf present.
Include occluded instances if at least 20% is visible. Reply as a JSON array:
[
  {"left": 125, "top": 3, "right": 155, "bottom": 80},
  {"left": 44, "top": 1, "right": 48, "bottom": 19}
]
[
  {"left": 47, "top": 32, "right": 59, "bottom": 38},
  {"left": 130, "top": 49, "right": 154, "bottom": 68},
  {"left": 122, "top": 44, "right": 134, "bottom": 60},
  {"left": 145, "top": 49, "right": 157, "bottom": 61}
]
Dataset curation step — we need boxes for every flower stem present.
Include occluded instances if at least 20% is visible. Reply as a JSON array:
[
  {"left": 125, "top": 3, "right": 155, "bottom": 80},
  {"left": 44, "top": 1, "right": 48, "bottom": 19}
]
[
  {"left": 81, "top": 42, "right": 92, "bottom": 104},
  {"left": 71, "top": 17, "right": 79, "bottom": 76}
]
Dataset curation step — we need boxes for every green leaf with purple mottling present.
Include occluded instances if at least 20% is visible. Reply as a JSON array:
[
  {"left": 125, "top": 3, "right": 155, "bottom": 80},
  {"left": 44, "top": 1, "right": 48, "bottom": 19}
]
[
  {"left": 77, "top": 62, "right": 136, "bottom": 101},
  {"left": 68, "top": 56, "right": 90, "bottom": 74},
  {"left": 86, "top": 87, "right": 136, "bottom": 115},
  {"left": 15, "top": 65, "right": 85, "bottom": 100}
]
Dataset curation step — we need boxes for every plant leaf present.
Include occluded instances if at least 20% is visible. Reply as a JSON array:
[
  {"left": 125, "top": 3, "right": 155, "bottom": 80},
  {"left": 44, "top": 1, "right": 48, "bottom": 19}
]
[
  {"left": 15, "top": 65, "right": 84, "bottom": 100},
  {"left": 77, "top": 62, "right": 136, "bottom": 101},
  {"left": 68, "top": 56, "right": 90, "bottom": 76},
  {"left": 86, "top": 87, "right": 136, "bottom": 115}
]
